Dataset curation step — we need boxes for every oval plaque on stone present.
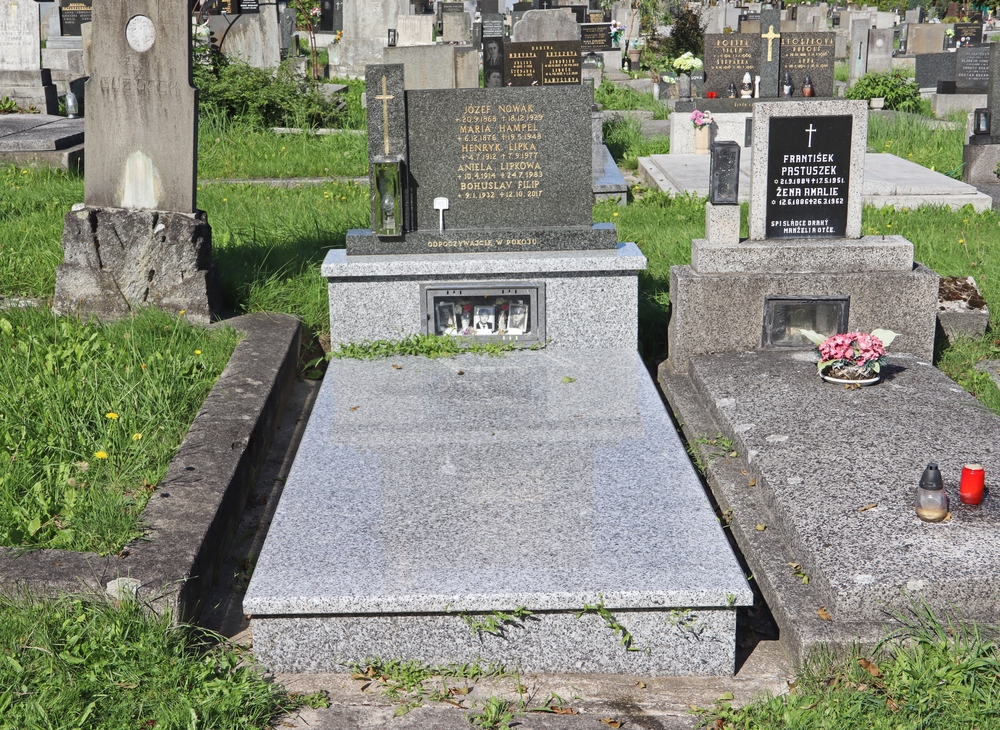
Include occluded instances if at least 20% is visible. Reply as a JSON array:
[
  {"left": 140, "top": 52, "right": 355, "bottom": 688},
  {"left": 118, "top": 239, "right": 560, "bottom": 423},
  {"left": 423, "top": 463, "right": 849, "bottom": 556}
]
[{"left": 126, "top": 15, "right": 155, "bottom": 53}]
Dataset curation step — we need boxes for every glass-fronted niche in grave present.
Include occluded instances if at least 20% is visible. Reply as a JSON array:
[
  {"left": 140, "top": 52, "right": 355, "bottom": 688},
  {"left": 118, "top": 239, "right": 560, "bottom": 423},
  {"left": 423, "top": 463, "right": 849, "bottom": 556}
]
[
  {"left": 421, "top": 283, "right": 544, "bottom": 343},
  {"left": 762, "top": 295, "right": 849, "bottom": 348}
]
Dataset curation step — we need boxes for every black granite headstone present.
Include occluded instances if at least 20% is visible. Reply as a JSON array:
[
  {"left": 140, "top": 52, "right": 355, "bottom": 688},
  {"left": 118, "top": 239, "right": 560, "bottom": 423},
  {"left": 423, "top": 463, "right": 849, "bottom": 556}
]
[
  {"left": 365, "top": 65, "right": 409, "bottom": 231},
  {"left": 778, "top": 33, "right": 835, "bottom": 97},
  {"left": 503, "top": 41, "right": 582, "bottom": 86},
  {"left": 480, "top": 0, "right": 500, "bottom": 12},
  {"left": 915, "top": 52, "right": 956, "bottom": 89},
  {"left": 703, "top": 32, "right": 834, "bottom": 98},
  {"left": 320, "top": 0, "right": 334, "bottom": 31},
  {"left": 482, "top": 13, "right": 505, "bottom": 37},
  {"left": 240, "top": 0, "right": 260, "bottom": 13},
  {"left": 955, "top": 46, "right": 990, "bottom": 93},
  {"left": 483, "top": 36, "right": 505, "bottom": 87},
  {"left": 58, "top": 0, "right": 92, "bottom": 36},
  {"left": 765, "top": 115, "right": 852, "bottom": 239},
  {"left": 952, "top": 22, "right": 983, "bottom": 47},
  {"left": 758, "top": 7, "right": 782, "bottom": 97},
  {"left": 568, "top": 5, "right": 587, "bottom": 23},
  {"left": 349, "top": 84, "right": 615, "bottom": 254},
  {"left": 580, "top": 23, "right": 613, "bottom": 52},
  {"left": 441, "top": 2, "right": 465, "bottom": 11},
  {"left": 704, "top": 34, "right": 759, "bottom": 96},
  {"left": 512, "top": 1, "right": 534, "bottom": 8}
]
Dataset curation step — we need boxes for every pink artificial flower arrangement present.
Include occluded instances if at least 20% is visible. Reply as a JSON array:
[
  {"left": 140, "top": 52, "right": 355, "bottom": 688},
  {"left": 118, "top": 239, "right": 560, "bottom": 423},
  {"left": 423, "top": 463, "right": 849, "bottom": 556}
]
[
  {"left": 690, "top": 109, "right": 714, "bottom": 130},
  {"left": 801, "top": 328, "right": 898, "bottom": 379}
]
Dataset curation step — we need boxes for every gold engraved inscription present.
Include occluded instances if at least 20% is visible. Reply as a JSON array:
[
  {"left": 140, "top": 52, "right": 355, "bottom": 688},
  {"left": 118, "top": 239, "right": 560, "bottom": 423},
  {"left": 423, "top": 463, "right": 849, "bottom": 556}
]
[{"left": 454, "top": 102, "right": 545, "bottom": 200}]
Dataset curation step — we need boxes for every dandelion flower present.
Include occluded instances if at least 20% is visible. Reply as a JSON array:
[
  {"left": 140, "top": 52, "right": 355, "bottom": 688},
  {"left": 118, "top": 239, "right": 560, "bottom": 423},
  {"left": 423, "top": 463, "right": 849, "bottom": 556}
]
[
  {"left": 132, "top": 433, "right": 143, "bottom": 441},
  {"left": 94, "top": 450, "right": 108, "bottom": 459},
  {"left": 194, "top": 349, "right": 202, "bottom": 355},
  {"left": 106, "top": 412, "right": 119, "bottom": 420},
  {"left": 179, "top": 309, "right": 186, "bottom": 315}
]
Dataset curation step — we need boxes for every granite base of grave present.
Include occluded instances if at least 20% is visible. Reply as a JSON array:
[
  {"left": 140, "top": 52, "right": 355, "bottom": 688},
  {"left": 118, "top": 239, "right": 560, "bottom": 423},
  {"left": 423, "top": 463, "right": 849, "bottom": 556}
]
[
  {"left": 962, "top": 141, "right": 1000, "bottom": 186},
  {"left": 53, "top": 206, "right": 222, "bottom": 324},
  {"left": 0, "top": 69, "right": 59, "bottom": 115},
  {"left": 323, "top": 240, "right": 644, "bottom": 349},
  {"left": 244, "top": 349, "right": 752, "bottom": 675},
  {"left": 930, "top": 92, "right": 988, "bottom": 118},
  {"left": 593, "top": 144, "right": 628, "bottom": 204},
  {"left": 0, "top": 114, "right": 84, "bottom": 171},
  {"left": 659, "top": 349, "right": 1000, "bottom": 664}
]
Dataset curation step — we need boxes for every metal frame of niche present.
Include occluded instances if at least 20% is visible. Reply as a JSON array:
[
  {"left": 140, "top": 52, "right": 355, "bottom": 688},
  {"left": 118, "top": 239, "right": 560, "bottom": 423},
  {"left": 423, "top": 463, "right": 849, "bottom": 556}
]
[
  {"left": 761, "top": 294, "right": 850, "bottom": 348},
  {"left": 420, "top": 282, "right": 545, "bottom": 344}
]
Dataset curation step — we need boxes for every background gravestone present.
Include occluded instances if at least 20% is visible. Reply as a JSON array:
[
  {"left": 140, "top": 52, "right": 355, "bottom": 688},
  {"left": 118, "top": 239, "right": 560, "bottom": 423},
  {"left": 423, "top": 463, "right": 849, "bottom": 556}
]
[
  {"left": 866, "top": 28, "right": 893, "bottom": 74},
  {"left": 396, "top": 15, "right": 435, "bottom": 46},
  {"left": 512, "top": 8, "right": 581, "bottom": 42},
  {"left": 848, "top": 18, "right": 869, "bottom": 85},
  {"left": 0, "top": 0, "right": 59, "bottom": 113},
  {"left": 915, "top": 52, "right": 956, "bottom": 89},
  {"left": 54, "top": 0, "right": 221, "bottom": 323},
  {"left": 955, "top": 46, "right": 990, "bottom": 94},
  {"left": 503, "top": 40, "right": 582, "bottom": 86},
  {"left": 757, "top": 7, "right": 781, "bottom": 97},
  {"left": 441, "top": 8, "right": 472, "bottom": 43},
  {"left": 778, "top": 33, "right": 835, "bottom": 96},
  {"left": 907, "top": 23, "right": 945, "bottom": 55}
]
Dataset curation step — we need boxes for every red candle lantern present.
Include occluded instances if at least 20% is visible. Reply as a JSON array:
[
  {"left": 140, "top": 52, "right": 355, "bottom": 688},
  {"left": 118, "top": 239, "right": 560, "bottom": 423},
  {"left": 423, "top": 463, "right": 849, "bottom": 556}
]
[
  {"left": 960, "top": 463, "right": 985, "bottom": 505},
  {"left": 706, "top": 91, "right": 718, "bottom": 99}
]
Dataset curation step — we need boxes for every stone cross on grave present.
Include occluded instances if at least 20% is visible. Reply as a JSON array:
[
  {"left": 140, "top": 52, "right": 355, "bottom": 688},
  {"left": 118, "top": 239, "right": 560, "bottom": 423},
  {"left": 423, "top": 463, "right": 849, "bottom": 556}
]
[{"left": 375, "top": 75, "right": 394, "bottom": 156}]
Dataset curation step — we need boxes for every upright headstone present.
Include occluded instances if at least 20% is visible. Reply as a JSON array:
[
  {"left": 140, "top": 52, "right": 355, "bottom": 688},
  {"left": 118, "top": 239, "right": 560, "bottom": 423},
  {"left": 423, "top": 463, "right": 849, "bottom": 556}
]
[
  {"left": 954, "top": 45, "right": 990, "bottom": 94},
  {"left": 952, "top": 21, "right": 983, "bottom": 47},
  {"left": 512, "top": 7, "right": 581, "bottom": 41},
  {"left": 330, "top": 0, "right": 410, "bottom": 77},
  {"left": 779, "top": 33, "right": 835, "bottom": 96},
  {"left": 848, "top": 17, "right": 869, "bottom": 84},
  {"left": 396, "top": 14, "right": 435, "bottom": 45},
  {"left": 702, "top": 31, "right": 835, "bottom": 99},
  {"left": 915, "top": 52, "right": 955, "bottom": 88},
  {"left": 907, "top": 23, "right": 946, "bottom": 54},
  {"left": 503, "top": 40, "right": 582, "bottom": 85},
  {"left": 441, "top": 8, "right": 473, "bottom": 43},
  {"left": 54, "top": 0, "right": 221, "bottom": 323},
  {"left": 212, "top": 7, "right": 282, "bottom": 69},
  {"left": 320, "top": 0, "right": 344, "bottom": 32},
  {"left": 580, "top": 22, "right": 612, "bottom": 52},
  {"left": 866, "top": 27, "right": 893, "bottom": 74},
  {"left": 758, "top": 7, "right": 782, "bottom": 97},
  {"left": 0, "top": 0, "right": 59, "bottom": 113},
  {"left": 482, "top": 33, "right": 504, "bottom": 87}
]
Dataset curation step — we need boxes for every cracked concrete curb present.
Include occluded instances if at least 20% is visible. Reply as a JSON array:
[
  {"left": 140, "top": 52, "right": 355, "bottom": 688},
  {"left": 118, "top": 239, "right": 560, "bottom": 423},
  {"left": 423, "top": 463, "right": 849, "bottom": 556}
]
[{"left": 0, "top": 312, "right": 301, "bottom": 622}]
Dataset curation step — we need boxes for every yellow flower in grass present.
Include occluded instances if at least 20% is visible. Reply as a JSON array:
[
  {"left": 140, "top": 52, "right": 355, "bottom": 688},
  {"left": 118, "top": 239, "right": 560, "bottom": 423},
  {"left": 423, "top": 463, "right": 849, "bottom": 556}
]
[
  {"left": 132, "top": 433, "right": 143, "bottom": 441},
  {"left": 194, "top": 349, "right": 202, "bottom": 355},
  {"left": 94, "top": 450, "right": 108, "bottom": 459},
  {"left": 106, "top": 412, "right": 118, "bottom": 420}
]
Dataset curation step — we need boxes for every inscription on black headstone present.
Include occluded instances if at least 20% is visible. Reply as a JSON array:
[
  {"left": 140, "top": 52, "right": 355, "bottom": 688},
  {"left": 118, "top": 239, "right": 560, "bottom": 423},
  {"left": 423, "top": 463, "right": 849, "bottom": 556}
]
[
  {"left": 503, "top": 41, "right": 582, "bottom": 86},
  {"left": 482, "top": 13, "right": 505, "bottom": 37},
  {"left": 580, "top": 23, "right": 612, "bottom": 51},
  {"left": 952, "top": 22, "right": 983, "bottom": 47},
  {"left": 955, "top": 46, "right": 990, "bottom": 92},
  {"left": 58, "top": 0, "right": 91, "bottom": 36},
  {"left": 241, "top": 0, "right": 260, "bottom": 13},
  {"left": 766, "top": 116, "right": 852, "bottom": 239}
]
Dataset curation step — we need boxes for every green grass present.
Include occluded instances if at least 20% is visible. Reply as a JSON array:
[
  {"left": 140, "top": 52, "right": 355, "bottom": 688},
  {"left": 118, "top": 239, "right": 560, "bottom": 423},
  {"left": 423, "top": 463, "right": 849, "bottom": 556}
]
[
  {"left": 603, "top": 116, "right": 670, "bottom": 169},
  {"left": 868, "top": 111, "right": 967, "bottom": 179},
  {"left": 701, "top": 606, "right": 1000, "bottom": 729},
  {"left": 0, "top": 307, "right": 239, "bottom": 553},
  {"left": 329, "top": 333, "right": 537, "bottom": 359},
  {"left": 595, "top": 80, "right": 671, "bottom": 119},
  {"left": 198, "top": 123, "right": 369, "bottom": 180},
  {"left": 0, "top": 593, "right": 304, "bottom": 728}
]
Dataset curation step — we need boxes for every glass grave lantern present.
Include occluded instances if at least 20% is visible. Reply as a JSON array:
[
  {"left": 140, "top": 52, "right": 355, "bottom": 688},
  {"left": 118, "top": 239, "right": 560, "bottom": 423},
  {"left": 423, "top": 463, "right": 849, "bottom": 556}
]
[
  {"left": 916, "top": 462, "right": 949, "bottom": 523},
  {"left": 372, "top": 160, "right": 404, "bottom": 239},
  {"left": 709, "top": 140, "right": 741, "bottom": 205},
  {"left": 974, "top": 108, "right": 992, "bottom": 136}
]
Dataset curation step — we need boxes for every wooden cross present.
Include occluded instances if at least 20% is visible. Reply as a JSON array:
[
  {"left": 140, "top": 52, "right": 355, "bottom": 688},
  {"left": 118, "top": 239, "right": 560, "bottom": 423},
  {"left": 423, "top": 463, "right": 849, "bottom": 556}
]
[
  {"left": 375, "top": 75, "right": 394, "bottom": 156},
  {"left": 761, "top": 25, "right": 780, "bottom": 62}
]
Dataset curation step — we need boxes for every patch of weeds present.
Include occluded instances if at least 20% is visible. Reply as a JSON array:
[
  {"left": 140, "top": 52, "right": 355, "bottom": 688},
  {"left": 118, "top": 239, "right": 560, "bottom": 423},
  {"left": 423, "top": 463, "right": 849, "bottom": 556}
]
[
  {"left": 461, "top": 606, "right": 535, "bottom": 638},
  {"left": 288, "top": 691, "right": 331, "bottom": 709},
  {"left": 788, "top": 561, "right": 810, "bottom": 585},
  {"left": 689, "top": 433, "right": 738, "bottom": 474},
  {"left": 0, "top": 593, "right": 300, "bottom": 729},
  {"left": 665, "top": 608, "right": 707, "bottom": 639},
  {"left": 329, "top": 334, "right": 537, "bottom": 360},
  {"left": 0, "top": 307, "right": 239, "bottom": 553},
  {"left": 351, "top": 658, "right": 510, "bottom": 716},
  {"left": 577, "top": 594, "right": 647, "bottom": 653},
  {"left": 468, "top": 696, "right": 516, "bottom": 730}
]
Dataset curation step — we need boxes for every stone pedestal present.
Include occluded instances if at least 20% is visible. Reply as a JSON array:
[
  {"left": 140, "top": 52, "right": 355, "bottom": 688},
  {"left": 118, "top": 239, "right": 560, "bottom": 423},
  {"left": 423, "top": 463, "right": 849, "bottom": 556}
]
[
  {"left": 53, "top": 206, "right": 222, "bottom": 324},
  {"left": 962, "top": 139, "right": 1000, "bottom": 185},
  {"left": 0, "top": 70, "right": 59, "bottom": 114}
]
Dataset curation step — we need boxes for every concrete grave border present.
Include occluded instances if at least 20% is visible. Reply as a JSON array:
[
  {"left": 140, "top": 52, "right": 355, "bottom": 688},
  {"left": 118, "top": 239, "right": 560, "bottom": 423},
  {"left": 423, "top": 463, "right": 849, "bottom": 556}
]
[{"left": 0, "top": 313, "right": 301, "bottom": 622}]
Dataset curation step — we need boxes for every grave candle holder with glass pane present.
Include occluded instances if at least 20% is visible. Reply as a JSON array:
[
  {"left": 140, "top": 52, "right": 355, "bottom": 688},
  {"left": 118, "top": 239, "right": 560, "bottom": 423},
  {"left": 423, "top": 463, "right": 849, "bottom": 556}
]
[
  {"left": 762, "top": 295, "right": 850, "bottom": 348},
  {"left": 421, "top": 283, "right": 544, "bottom": 344}
]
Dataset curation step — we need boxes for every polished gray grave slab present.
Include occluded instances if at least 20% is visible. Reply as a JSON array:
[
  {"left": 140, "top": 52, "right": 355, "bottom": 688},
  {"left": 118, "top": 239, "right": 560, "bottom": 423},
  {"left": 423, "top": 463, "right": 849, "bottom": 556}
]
[
  {"left": 245, "top": 349, "right": 751, "bottom": 675},
  {"left": 638, "top": 152, "right": 993, "bottom": 212},
  {"left": 660, "top": 350, "right": 1000, "bottom": 664},
  {"left": 0, "top": 114, "right": 83, "bottom": 151}
]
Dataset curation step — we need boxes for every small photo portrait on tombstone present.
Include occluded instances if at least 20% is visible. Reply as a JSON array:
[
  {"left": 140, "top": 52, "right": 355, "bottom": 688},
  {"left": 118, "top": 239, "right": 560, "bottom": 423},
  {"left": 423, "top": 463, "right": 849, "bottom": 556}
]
[
  {"left": 495, "top": 303, "right": 509, "bottom": 333},
  {"left": 436, "top": 301, "right": 457, "bottom": 335},
  {"left": 484, "top": 38, "right": 502, "bottom": 66},
  {"left": 507, "top": 301, "right": 528, "bottom": 334},
  {"left": 458, "top": 302, "right": 473, "bottom": 334},
  {"left": 486, "top": 70, "right": 503, "bottom": 87},
  {"left": 474, "top": 305, "right": 496, "bottom": 334}
]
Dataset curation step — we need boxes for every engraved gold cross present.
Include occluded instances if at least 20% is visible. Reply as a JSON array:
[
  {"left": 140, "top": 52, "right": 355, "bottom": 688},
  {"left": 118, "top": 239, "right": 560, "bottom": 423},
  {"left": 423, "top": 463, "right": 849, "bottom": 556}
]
[
  {"left": 375, "top": 75, "right": 394, "bottom": 156},
  {"left": 761, "top": 25, "right": 780, "bottom": 62}
]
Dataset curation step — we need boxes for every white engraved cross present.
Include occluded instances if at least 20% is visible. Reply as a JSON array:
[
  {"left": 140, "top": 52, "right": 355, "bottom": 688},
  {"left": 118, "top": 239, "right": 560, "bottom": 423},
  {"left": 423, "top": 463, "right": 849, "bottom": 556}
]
[{"left": 805, "top": 123, "right": 817, "bottom": 148}]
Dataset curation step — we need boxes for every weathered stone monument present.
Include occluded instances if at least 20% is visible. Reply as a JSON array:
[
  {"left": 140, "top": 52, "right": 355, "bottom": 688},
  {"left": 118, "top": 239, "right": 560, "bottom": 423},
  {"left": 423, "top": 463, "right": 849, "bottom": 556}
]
[
  {"left": 244, "top": 64, "right": 751, "bottom": 676},
  {"left": 329, "top": 0, "right": 410, "bottom": 77},
  {"left": 53, "top": 0, "right": 221, "bottom": 323},
  {"left": 962, "top": 43, "right": 1000, "bottom": 198},
  {"left": 0, "top": 0, "right": 59, "bottom": 113}
]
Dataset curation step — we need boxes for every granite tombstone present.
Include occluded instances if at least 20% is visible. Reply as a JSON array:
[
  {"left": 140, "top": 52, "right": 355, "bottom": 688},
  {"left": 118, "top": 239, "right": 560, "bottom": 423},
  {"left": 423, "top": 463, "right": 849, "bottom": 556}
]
[
  {"left": 59, "top": 0, "right": 92, "bottom": 36},
  {"left": 758, "top": 7, "right": 782, "bottom": 97},
  {"left": 580, "top": 22, "right": 612, "bottom": 52},
  {"left": 951, "top": 21, "right": 982, "bottom": 48},
  {"left": 955, "top": 45, "right": 990, "bottom": 94},
  {"left": 483, "top": 35, "right": 504, "bottom": 87},
  {"left": 512, "top": 7, "right": 581, "bottom": 41},
  {"left": 503, "top": 40, "right": 582, "bottom": 86},
  {"left": 907, "top": 23, "right": 946, "bottom": 54},
  {"left": 915, "top": 52, "right": 956, "bottom": 89},
  {"left": 866, "top": 27, "right": 894, "bottom": 74}
]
